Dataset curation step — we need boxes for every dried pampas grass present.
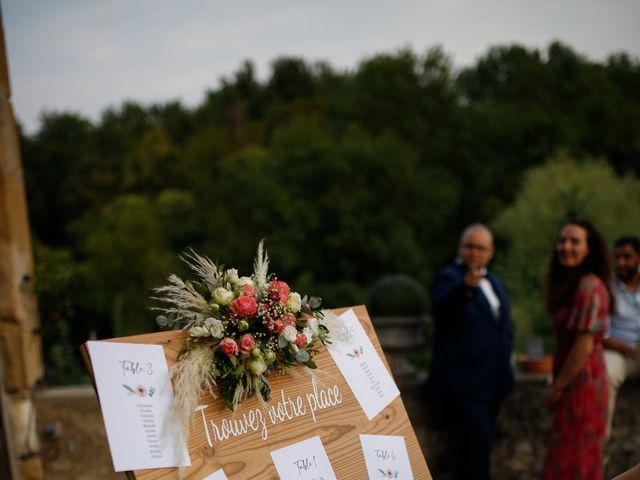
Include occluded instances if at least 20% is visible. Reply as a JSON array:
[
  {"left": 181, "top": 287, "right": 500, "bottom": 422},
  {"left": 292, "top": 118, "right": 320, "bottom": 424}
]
[
  {"left": 253, "top": 239, "right": 270, "bottom": 290},
  {"left": 167, "top": 344, "right": 216, "bottom": 469},
  {"left": 320, "top": 309, "right": 348, "bottom": 344},
  {"left": 151, "top": 274, "right": 210, "bottom": 327}
]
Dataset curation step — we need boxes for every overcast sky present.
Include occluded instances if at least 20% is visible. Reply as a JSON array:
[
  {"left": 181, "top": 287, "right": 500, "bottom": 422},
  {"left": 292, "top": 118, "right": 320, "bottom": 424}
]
[{"left": 3, "top": 0, "right": 640, "bottom": 134}]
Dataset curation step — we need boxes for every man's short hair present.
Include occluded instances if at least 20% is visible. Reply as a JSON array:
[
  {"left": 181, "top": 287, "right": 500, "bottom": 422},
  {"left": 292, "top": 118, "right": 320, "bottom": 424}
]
[
  {"left": 459, "top": 223, "right": 493, "bottom": 245},
  {"left": 614, "top": 235, "right": 640, "bottom": 254}
]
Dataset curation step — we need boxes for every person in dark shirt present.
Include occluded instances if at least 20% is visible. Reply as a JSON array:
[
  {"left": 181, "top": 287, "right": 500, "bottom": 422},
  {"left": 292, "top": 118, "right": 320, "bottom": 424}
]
[{"left": 428, "top": 223, "right": 513, "bottom": 480}]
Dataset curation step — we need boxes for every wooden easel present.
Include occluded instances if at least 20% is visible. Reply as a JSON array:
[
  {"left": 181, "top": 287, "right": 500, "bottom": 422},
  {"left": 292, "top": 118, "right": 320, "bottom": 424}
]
[{"left": 82, "top": 305, "right": 432, "bottom": 479}]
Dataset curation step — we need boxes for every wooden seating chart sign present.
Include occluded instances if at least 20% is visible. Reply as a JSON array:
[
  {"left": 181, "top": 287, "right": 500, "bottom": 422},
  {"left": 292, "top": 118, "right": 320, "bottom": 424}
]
[{"left": 83, "top": 305, "right": 432, "bottom": 479}]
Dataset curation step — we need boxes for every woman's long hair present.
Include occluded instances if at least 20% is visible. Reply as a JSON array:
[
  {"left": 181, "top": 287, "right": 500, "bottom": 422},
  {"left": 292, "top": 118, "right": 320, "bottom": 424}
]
[{"left": 544, "top": 219, "right": 613, "bottom": 314}]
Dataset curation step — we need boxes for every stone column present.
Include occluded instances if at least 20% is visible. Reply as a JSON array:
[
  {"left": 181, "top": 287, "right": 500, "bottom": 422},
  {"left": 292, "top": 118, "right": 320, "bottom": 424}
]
[
  {"left": 371, "top": 314, "right": 429, "bottom": 452},
  {"left": 0, "top": 6, "right": 45, "bottom": 479}
]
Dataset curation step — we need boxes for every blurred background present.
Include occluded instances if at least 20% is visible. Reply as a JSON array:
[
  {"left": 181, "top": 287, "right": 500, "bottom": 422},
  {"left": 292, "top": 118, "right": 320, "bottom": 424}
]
[{"left": 1, "top": 0, "right": 639, "bottom": 478}]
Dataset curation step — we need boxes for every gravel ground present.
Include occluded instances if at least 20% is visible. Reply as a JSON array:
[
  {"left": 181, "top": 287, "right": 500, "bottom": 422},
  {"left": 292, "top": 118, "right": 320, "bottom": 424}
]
[{"left": 35, "top": 386, "right": 121, "bottom": 480}]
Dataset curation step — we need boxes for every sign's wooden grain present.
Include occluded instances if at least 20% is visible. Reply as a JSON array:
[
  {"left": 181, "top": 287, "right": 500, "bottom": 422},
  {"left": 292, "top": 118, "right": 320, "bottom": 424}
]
[{"left": 84, "top": 305, "right": 432, "bottom": 479}]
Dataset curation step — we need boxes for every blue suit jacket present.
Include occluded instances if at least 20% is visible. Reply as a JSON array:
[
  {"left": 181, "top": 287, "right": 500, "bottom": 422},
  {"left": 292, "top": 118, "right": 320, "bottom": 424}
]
[{"left": 428, "top": 263, "right": 514, "bottom": 400}]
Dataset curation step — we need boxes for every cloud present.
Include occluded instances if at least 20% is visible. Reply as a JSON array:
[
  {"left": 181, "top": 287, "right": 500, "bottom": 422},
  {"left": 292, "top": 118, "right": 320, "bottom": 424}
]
[{"left": 3, "top": 0, "right": 639, "bottom": 133}]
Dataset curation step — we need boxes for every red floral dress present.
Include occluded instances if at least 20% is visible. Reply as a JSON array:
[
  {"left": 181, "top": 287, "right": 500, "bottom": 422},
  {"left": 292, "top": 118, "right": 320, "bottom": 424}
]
[{"left": 544, "top": 274, "right": 609, "bottom": 480}]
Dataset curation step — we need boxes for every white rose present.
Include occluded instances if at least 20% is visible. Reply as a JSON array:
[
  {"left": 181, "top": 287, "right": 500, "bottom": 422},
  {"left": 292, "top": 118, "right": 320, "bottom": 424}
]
[
  {"left": 248, "top": 357, "right": 267, "bottom": 376},
  {"left": 188, "top": 326, "right": 209, "bottom": 338},
  {"left": 213, "top": 287, "right": 234, "bottom": 305},
  {"left": 237, "top": 276, "right": 254, "bottom": 287},
  {"left": 283, "top": 325, "right": 298, "bottom": 343},
  {"left": 204, "top": 317, "right": 224, "bottom": 338},
  {"left": 226, "top": 268, "right": 239, "bottom": 284},
  {"left": 287, "top": 292, "right": 302, "bottom": 312}
]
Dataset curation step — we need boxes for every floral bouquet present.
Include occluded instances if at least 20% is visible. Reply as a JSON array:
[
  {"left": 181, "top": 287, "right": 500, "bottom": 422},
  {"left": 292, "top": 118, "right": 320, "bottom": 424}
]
[{"left": 153, "top": 241, "right": 341, "bottom": 453}]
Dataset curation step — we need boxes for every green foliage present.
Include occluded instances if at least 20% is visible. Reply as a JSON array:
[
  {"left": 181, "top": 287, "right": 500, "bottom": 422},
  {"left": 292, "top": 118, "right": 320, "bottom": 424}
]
[
  {"left": 33, "top": 243, "right": 89, "bottom": 384},
  {"left": 155, "top": 189, "right": 203, "bottom": 250},
  {"left": 75, "top": 195, "right": 176, "bottom": 336},
  {"left": 492, "top": 153, "right": 640, "bottom": 351},
  {"left": 18, "top": 41, "right": 640, "bottom": 383},
  {"left": 22, "top": 113, "right": 95, "bottom": 245},
  {"left": 367, "top": 274, "right": 428, "bottom": 316}
]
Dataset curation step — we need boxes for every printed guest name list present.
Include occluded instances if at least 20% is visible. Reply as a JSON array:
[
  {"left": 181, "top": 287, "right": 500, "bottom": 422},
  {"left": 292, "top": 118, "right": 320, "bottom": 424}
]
[
  {"left": 327, "top": 309, "right": 400, "bottom": 420},
  {"left": 87, "top": 341, "right": 189, "bottom": 472}
]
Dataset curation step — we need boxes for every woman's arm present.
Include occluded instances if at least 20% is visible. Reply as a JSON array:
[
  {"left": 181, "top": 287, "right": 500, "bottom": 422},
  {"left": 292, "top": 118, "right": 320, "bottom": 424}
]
[
  {"left": 548, "top": 332, "right": 594, "bottom": 404},
  {"left": 603, "top": 336, "right": 636, "bottom": 357},
  {"left": 613, "top": 463, "right": 640, "bottom": 480}
]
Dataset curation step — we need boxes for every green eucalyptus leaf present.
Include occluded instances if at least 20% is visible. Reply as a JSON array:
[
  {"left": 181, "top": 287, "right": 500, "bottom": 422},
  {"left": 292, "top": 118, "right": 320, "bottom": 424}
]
[
  {"left": 309, "top": 296, "right": 322, "bottom": 308},
  {"left": 295, "top": 349, "right": 310, "bottom": 362}
]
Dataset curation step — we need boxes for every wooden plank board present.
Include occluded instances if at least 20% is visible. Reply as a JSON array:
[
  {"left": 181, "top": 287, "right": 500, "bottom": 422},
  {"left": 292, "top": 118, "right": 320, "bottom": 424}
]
[{"left": 83, "top": 305, "right": 432, "bottom": 479}]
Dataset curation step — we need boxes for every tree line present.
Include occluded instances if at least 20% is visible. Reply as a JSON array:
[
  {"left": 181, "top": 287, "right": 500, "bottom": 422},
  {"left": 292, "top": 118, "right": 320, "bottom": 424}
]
[{"left": 19, "top": 42, "right": 640, "bottom": 383}]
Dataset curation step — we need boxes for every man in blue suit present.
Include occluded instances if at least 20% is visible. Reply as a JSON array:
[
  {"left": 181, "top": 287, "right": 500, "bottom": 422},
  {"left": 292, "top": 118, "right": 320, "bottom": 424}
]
[{"left": 428, "top": 223, "right": 513, "bottom": 480}]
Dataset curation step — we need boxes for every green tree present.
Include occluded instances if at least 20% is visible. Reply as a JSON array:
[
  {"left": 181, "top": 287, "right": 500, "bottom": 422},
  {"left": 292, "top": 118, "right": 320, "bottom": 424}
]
[
  {"left": 76, "top": 194, "right": 175, "bottom": 336},
  {"left": 127, "top": 126, "right": 183, "bottom": 192},
  {"left": 268, "top": 118, "right": 460, "bottom": 302},
  {"left": 33, "top": 242, "right": 88, "bottom": 384},
  {"left": 491, "top": 152, "right": 640, "bottom": 351},
  {"left": 22, "top": 112, "right": 95, "bottom": 245},
  {"left": 17, "top": 41, "right": 640, "bottom": 384}
]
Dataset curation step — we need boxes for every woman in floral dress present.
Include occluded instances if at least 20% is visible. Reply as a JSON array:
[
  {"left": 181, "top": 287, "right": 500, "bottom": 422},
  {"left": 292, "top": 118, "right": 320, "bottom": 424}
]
[{"left": 543, "top": 220, "right": 612, "bottom": 480}]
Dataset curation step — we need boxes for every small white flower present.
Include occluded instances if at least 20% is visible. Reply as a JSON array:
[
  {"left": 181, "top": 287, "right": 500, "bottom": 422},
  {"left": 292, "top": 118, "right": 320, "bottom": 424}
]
[
  {"left": 226, "top": 268, "right": 239, "bottom": 284},
  {"left": 287, "top": 292, "right": 302, "bottom": 312},
  {"left": 204, "top": 317, "right": 224, "bottom": 338},
  {"left": 213, "top": 287, "right": 234, "bottom": 305},
  {"left": 283, "top": 325, "right": 298, "bottom": 343},
  {"left": 188, "top": 326, "right": 210, "bottom": 338}
]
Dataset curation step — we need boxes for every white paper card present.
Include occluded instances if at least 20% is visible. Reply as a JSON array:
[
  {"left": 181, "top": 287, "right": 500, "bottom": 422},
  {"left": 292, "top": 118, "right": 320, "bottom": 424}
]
[
  {"left": 270, "top": 435, "right": 337, "bottom": 480},
  {"left": 327, "top": 309, "right": 400, "bottom": 419},
  {"left": 202, "top": 469, "right": 229, "bottom": 480},
  {"left": 359, "top": 434, "right": 414, "bottom": 480},
  {"left": 86, "top": 341, "right": 190, "bottom": 471}
]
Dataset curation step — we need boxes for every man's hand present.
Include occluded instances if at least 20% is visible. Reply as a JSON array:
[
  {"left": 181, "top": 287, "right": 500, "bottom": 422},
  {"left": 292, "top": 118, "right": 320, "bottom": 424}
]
[{"left": 464, "top": 264, "right": 485, "bottom": 288}]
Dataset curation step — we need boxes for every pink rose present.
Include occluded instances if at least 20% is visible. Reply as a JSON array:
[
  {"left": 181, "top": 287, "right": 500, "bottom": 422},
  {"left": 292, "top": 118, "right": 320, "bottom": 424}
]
[
  {"left": 240, "top": 284, "right": 256, "bottom": 297},
  {"left": 282, "top": 313, "right": 297, "bottom": 327},
  {"left": 270, "top": 280, "right": 290, "bottom": 303},
  {"left": 230, "top": 296, "right": 257, "bottom": 317},
  {"left": 219, "top": 337, "right": 238, "bottom": 356},
  {"left": 239, "top": 333, "right": 255, "bottom": 354},
  {"left": 295, "top": 333, "right": 308, "bottom": 348},
  {"left": 273, "top": 320, "right": 285, "bottom": 333}
]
